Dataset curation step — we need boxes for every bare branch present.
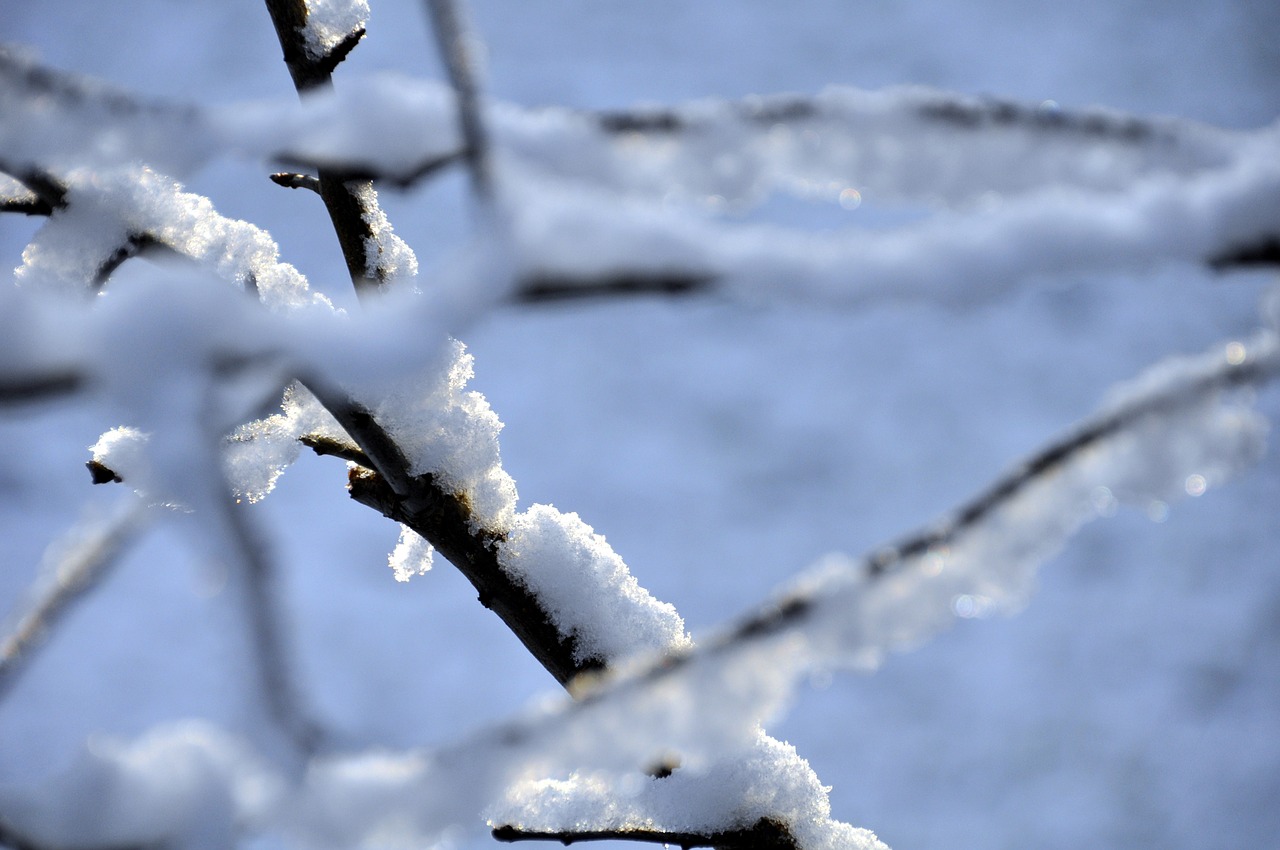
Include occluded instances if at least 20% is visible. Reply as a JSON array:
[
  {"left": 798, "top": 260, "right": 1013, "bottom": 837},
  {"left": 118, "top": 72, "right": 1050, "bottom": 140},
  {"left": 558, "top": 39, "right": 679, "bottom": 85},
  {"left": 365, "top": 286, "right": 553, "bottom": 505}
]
[
  {"left": 0, "top": 503, "right": 146, "bottom": 701},
  {"left": 217, "top": 485, "right": 327, "bottom": 757},
  {"left": 492, "top": 817, "right": 797, "bottom": 849},
  {"left": 516, "top": 272, "right": 714, "bottom": 304},
  {"left": 269, "top": 171, "right": 322, "bottom": 194},
  {"left": 424, "top": 0, "right": 493, "bottom": 198},
  {"left": 272, "top": 149, "right": 464, "bottom": 190},
  {"left": 593, "top": 89, "right": 1175, "bottom": 146},
  {"left": 1209, "top": 236, "right": 1280, "bottom": 270},
  {"left": 0, "top": 371, "right": 84, "bottom": 407}
]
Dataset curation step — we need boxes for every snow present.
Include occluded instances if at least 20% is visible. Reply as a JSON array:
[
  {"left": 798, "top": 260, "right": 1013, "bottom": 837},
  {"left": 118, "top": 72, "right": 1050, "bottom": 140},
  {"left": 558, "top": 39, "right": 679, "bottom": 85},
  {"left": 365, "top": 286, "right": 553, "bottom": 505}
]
[
  {"left": 348, "top": 181, "right": 418, "bottom": 283},
  {"left": 491, "top": 729, "right": 886, "bottom": 850},
  {"left": 0, "top": 721, "right": 277, "bottom": 850},
  {"left": 388, "top": 524, "right": 435, "bottom": 582},
  {"left": 369, "top": 338, "right": 519, "bottom": 530},
  {"left": 499, "top": 505, "right": 691, "bottom": 662},
  {"left": 502, "top": 127, "right": 1280, "bottom": 306},
  {"left": 2, "top": 1, "right": 1279, "bottom": 849},
  {"left": 299, "top": 0, "right": 370, "bottom": 63}
]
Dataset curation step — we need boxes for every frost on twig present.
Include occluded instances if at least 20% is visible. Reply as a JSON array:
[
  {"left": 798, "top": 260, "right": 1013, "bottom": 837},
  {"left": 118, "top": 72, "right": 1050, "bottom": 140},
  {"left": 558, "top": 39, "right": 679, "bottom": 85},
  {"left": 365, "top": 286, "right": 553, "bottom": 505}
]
[{"left": 0, "top": 501, "right": 146, "bottom": 700}]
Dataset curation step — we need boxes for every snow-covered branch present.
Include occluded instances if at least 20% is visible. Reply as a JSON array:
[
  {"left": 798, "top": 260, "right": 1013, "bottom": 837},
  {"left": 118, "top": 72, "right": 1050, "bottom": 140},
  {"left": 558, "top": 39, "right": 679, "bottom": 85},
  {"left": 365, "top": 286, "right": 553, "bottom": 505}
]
[
  {"left": 0, "top": 500, "right": 146, "bottom": 700},
  {"left": 262, "top": 0, "right": 415, "bottom": 297}
]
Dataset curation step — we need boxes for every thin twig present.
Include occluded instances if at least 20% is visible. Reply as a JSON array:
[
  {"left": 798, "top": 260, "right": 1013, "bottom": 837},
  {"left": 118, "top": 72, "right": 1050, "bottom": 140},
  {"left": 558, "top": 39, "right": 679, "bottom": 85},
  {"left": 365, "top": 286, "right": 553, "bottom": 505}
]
[
  {"left": 0, "top": 502, "right": 147, "bottom": 701},
  {"left": 492, "top": 817, "right": 797, "bottom": 849},
  {"left": 1209, "top": 236, "right": 1280, "bottom": 270},
  {"left": 516, "top": 272, "right": 715, "bottom": 303},
  {"left": 0, "top": 371, "right": 84, "bottom": 406},
  {"left": 262, "top": 0, "right": 393, "bottom": 299},
  {"left": 424, "top": 0, "right": 493, "bottom": 198},
  {"left": 217, "top": 485, "right": 326, "bottom": 757},
  {"left": 865, "top": 338, "right": 1279, "bottom": 575},
  {"left": 269, "top": 172, "right": 322, "bottom": 194}
]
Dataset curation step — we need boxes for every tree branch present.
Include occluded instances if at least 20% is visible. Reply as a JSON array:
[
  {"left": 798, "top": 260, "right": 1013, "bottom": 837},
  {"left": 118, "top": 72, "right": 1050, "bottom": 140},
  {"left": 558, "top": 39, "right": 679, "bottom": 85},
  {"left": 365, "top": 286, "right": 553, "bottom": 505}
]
[
  {"left": 1209, "top": 236, "right": 1280, "bottom": 270},
  {"left": 0, "top": 503, "right": 145, "bottom": 701},
  {"left": 491, "top": 817, "right": 797, "bottom": 849},
  {"left": 0, "top": 371, "right": 84, "bottom": 407},
  {"left": 424, "top": 0, "right": 493, "bottom": 198},
  {"left": 516, "top": 272, "right": 715, "bottom": 303},
  {"left": 297, "top": 382, "right": 606, "bottom": 686},
  {"left": 269, "top": 171, "right": 322, "bottom": 194},
  {"left": 262, "top": 0, "right": 392, "bottom": 299},
  {"left": 217, "top": 483, "right": 326, "bottom": 757},
  {"left": 865, "top": 338, "right": 1279, "bottom": 576}
]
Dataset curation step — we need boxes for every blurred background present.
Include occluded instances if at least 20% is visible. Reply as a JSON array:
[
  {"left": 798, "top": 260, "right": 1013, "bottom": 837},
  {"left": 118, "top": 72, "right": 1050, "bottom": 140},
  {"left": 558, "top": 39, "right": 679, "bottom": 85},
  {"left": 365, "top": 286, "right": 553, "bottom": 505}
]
[{"left": 2, "top": 2, "right": 1279, "bottom": 848}]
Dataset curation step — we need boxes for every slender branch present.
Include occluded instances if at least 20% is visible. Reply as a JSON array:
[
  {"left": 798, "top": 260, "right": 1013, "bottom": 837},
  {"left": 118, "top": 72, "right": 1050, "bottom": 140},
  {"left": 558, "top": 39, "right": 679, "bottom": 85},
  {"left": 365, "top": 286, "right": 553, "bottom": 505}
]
[
  {"left": 299, "top": 432, "right": 370, "bottom": 466},
  {"left": 492, "top": 817, "right": 797, "bottom": 849},
  {"left": 0, "top": 371, "right": 84, "bottom": 406},
  {"left": 517, "top": 272, "right": 715, "bottom": 303},
  {"left": 865, "top": 339, "right": 1279, "bottom": 576},
  {"left": 1209, "top": 236, "right": 1280, "bottom": 270},
  {"left": 272, "top": 149, "right": 464, "bottom": 190},
  {"left": 90, "top": 233, "right": 179, "bottom": 290},
  {"left": 594, "top": 90, "right": 1172, "bottom": 145},
  {"left": 217, "top": 485, "right": 326, "bottom": 757},
  {"left": 0, "top": 503, "right": 146, "bottom": 701},
  {"left": 298, "top": 381, "right": 604, "bottom": 686},
  {"left": 424, "top": 0, "right": 493, "bottom": 198},
  {"left": 269, "top": 171, "right": 322, "bottom": 194},
  {"left": 262, "top": 0, "right": 392, "bottom": 299},
  {"left": 0, "top": 194, "right": 53, "bottom": 217},
  {"left": 562, "top": 334, "right": 1280, "bottom": 707},
  {"left": 0, "top": 163, "right": 68, "bottom": 212}
]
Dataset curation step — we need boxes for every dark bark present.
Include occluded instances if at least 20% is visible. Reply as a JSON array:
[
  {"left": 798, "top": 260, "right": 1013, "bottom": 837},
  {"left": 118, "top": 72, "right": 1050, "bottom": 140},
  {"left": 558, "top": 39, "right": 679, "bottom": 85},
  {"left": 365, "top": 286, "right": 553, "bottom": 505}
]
[
  {"left": 296, "top": 387, "right": 607, "bottom": 687},
  {"left": 0, "top": 372, "right": 83, "bottom": 406},
  {"left": 492, "top": 817, "right": 798, "bottom": 849},
  {"left": 262, "top": 0, "right": 389, "bottom": 299}
]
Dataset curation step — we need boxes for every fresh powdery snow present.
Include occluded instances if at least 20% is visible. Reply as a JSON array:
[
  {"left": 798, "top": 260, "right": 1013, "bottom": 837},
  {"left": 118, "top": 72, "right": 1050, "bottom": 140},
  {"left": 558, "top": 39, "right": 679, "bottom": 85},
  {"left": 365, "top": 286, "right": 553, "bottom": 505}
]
[
  {"left": 499, "top": 505, "right": 692, "bottom": 662},
  {"left": 3, "top": 2, "right": 1279, "bottom": 849},
  {"left": 299, "top": 0, "right": 370, "bottom": 62},
  {"left": 388, "top": 524, "right": 436, "bottom": 582},
  {"left": 490, "top": 729, "right": 886, "bottom": 850},
  {"left": 15, "top": 165, "right": 325, "bottom": 310},
  {"left": 349, "top": 181, "right": 419, "bottom": 283}
]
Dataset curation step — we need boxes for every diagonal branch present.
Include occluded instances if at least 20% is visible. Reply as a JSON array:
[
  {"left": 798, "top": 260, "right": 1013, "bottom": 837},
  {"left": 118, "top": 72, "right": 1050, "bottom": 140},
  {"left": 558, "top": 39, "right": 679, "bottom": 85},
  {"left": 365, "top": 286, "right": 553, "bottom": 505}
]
[
  {"left": 298, "top": 381, "right": 605, "bottom": 686},
  {"left": 864, "top": 337, "right": 1279, "bottom": 576},
  {"left": 0, "top": 502, "right": 146, "bottom": 701}
]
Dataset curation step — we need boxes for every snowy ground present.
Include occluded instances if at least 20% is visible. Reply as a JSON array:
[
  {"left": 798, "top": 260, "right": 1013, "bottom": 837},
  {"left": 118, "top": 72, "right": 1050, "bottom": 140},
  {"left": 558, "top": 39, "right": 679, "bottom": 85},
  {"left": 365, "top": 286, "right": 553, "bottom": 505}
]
[{"left": 2, "top": 1, "right": 1279, "bottom": 849}]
